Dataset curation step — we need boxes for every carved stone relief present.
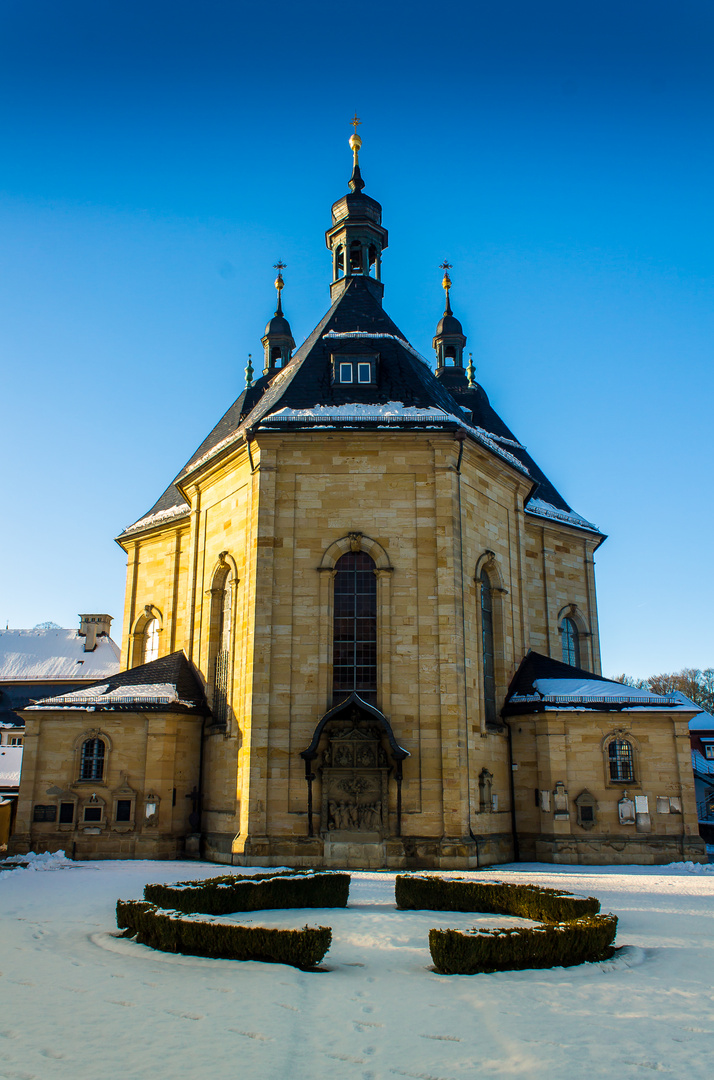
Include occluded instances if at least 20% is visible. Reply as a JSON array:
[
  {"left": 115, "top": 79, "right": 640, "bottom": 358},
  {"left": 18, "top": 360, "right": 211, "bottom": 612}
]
[{"left": 319, "top": 712, "right": 390, "bottom": 838}]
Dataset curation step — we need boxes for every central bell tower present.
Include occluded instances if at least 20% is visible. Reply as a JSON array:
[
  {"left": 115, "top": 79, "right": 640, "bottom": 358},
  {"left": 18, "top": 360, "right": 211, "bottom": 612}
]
[{"left": 325, "top": 118, "right": 388, "bottom": 302}]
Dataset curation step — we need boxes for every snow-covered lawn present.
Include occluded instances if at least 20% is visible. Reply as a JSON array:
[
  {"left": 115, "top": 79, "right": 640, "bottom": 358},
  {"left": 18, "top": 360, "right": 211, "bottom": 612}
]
[{"left": 1, "top": 856, "right": 713, "bottom": 1080}]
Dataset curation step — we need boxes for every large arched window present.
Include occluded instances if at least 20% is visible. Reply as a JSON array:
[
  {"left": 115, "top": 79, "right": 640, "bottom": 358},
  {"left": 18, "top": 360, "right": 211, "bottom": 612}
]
[
  {"left": 213, "top": 571, "right": 233, "bottom": 725},
  {"left": 143, "top": 618, "right": 159, "bottom": 664},
  {"left": 480, "top": 569, "right": 496, "bottom": 726},
  {"left": 333, "top": 551, "right": 377, "bottom": 706},
  {"left": 80, "top": 737, "right": 105, "bottom": 781},
  {"left": 561, "top": 616, "right": 580, "bottom": 667},
  {"left": 608, "top": 739, "right": 634, "bottom": 782}
]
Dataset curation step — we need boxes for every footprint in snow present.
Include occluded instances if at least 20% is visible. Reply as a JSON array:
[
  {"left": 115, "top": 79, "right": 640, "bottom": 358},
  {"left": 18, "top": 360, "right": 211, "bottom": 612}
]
[
  {"left": 227, "top": 1030, "right": 272, "bottom": 1042},
  {"left": 164, "top": 1010, "right": 204, "bottom": 1021},
  {"left": 39, "top": 1049, "right": 65, "bottom": 1059}
]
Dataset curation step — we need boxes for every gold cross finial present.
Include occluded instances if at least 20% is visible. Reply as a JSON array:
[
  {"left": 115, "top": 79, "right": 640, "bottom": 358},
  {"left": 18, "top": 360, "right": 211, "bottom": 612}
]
[
  {"left": 440, "top": 260, "right": 453, "bottom": 292},
  {"left": 351, "top": 114, "right": 361, "bottom": 132},
  {"left": 273, "top": 260, "right": 286, "bottom": 274}
]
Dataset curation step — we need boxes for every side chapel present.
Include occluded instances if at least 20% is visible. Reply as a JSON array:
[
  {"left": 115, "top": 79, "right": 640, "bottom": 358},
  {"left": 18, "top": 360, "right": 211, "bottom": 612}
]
[{"left": 11, "top": 129, "right": 706, "bottom": 867}]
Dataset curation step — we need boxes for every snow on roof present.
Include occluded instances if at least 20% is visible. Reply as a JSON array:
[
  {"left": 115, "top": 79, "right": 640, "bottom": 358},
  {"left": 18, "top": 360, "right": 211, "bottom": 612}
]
[
  {"left": 28, "top": 683, "right": 190, "bottom": 710},
  {"left": 322, "top": 330, "right": 432, "bottom": 368},
  {"left": 525, "top": 497, "right": 599, "bottom": 533},
  {"left": 509, "top": 676, "right": 695, "bottom": 711},
  {"left": 262, "top": 402, "right": 532, "bottom": 476},
  {"left": 689, "top": 710, "right": 714, "bottom": 731},
  {"left": 121, "top": 501, "right": 190, "bottom": 535},
  {"left": 0, "top": 630, "right": 121, "bottom": 682},
  {"left": 0, "top": 745, "right": 22, "bottom": 787}
]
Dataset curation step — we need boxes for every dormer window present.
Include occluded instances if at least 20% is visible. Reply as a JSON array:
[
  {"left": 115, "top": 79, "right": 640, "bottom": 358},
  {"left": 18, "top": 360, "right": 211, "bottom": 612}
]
[{"left": 332, "top": 354, "right": 378, "bottom": 386}]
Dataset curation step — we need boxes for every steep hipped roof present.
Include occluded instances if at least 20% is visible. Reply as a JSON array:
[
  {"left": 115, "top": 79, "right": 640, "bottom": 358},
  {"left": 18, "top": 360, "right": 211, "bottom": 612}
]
[
  {"left": 26, "top": 651, "right": 208, "bottom": 714},
  {"left": 503, "top": 651, "right": 699, "bottom": 715},
  {"left": 120, "top": 275, "right": 601, "bottom": 540},
  {"left": 0, "top": 629, "right": 121, "bottom": 682}
]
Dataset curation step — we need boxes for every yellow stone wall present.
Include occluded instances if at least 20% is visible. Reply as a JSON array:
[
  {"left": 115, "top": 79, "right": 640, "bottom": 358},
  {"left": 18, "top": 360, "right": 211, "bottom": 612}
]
[
  {"left": 511, "top": 711, "right": 705, "bottom": 864},
  {"left": 110, "top": 427, "right": 612, "bottom": 866},
  {"left": 10, "top": 710, "right": 202, "bottom": 860}
]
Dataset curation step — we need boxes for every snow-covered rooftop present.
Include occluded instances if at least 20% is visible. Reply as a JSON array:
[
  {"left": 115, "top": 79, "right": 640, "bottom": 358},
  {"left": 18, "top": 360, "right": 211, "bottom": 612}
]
[
  {"left": 525, "top": 497, "right": 600, "bottom": 533},
  {"left": 509, "top": 676, "right": 697, "bottom": 712},
  {"left": 689, "top": 710, "right": 714, "bottom": 732},
  {"left": 0, "top": 745, "right": 22, "bottom": 787},
  {"left": 0, "top": 629, "right": 121, "bottom": 682},
  {"left": 28, "top": 683, "right": 192, "bottom": 710}
]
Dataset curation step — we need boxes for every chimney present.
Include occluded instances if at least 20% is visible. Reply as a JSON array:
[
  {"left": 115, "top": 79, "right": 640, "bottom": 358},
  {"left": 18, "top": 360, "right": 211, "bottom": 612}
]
[{"left": 78, "top": 614, "right": 113, "bottom": 652}]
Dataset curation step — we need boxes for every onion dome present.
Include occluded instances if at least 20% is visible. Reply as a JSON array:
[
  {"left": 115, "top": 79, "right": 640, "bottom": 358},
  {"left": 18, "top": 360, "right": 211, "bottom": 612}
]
[
  {"left": 261, "top": 262, "right": 295, "bottom": 375},
  {"left": 433, "top": 263, "right": 468, "bottom": 387}
]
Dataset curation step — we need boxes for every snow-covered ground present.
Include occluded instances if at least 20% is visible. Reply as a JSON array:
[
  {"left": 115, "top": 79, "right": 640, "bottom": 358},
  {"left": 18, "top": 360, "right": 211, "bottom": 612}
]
[{"left": 1, "top": 856, "right": 713, "bottom": 1080}]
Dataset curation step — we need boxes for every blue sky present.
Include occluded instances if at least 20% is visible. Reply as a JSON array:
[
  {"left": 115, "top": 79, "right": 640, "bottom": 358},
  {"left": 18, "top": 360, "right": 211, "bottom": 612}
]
[{"left": 1, "top": 0, "right": 712, "bottom": 677}]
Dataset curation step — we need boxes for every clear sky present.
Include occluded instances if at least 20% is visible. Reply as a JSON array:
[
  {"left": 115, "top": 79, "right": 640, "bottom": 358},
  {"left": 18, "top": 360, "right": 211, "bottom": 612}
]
[{"left": 1, "top": 0, "right": 712, "bottom": 679}]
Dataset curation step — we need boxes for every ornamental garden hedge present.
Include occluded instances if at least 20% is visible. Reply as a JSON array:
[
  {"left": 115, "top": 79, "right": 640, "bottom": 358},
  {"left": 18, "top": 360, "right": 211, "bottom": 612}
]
[
  {"left": 116, "top": 870, "right": 349, "bottom": 969},
  {"left": 143, "top": 868, "right": 350, "bottom": 915},
  {"left": 395, "top": 875, "right": 618, "bottom": 975}
]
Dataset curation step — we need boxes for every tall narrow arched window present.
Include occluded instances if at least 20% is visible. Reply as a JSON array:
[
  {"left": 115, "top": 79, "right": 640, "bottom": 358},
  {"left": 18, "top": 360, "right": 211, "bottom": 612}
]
[
  {"left": 480, "top": 570, "right": 497, "bottom": 726},
  {"left": 608, "top": 738, "right": 634, "bottom": 782},
  {"left": 143, "top": 618, "right": 159, "bottom": 664},
  {"left": 333, "top": 551, "right": 377, "bottom": 706},
  {"left": 213, "top": 574, "right": 232, "bottom": 725},
  {"left": 561, "top": 617, "right": 580, "bottom": 667},
  {"left": 80, "top": 737, "right": 105, "bottom": 781}
]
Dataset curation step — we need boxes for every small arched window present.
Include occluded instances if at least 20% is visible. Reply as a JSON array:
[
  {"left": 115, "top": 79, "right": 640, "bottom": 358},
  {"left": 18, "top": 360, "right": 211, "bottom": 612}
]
[
  {"left": 561, "top": 616, "right": 580, "bottom": 667},
  {"left": 608, "top": 739, "right": 634, "bottom": 782},
  {"left": 333, "top": 551, "right": 377, "bottom": 706},
  {"left": 80, "top": 738, "right": 105, "bottom": 781},
  {"left": 349, "top": 242, "right": 362, "bottom": 272},
  {"left": 143, "top": 618, "right": 159, "bottom": 664},
  {"left": 480, "top": 569, "right": 496, "bottom": 726}
]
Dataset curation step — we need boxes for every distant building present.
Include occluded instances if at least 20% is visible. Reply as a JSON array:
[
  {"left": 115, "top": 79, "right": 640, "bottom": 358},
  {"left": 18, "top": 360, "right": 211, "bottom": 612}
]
[
  {"left": 689, "top": 711, "right": 714, "bottom": 845},
  {"left": 0, "top": 616, "right": 120, "bottom": 845}
]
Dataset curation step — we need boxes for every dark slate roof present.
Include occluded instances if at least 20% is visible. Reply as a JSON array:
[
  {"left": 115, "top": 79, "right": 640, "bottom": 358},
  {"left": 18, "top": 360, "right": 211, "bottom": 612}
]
[
  {"left": 25, "top": 651, "right": 209, "bottom": 713},
  {"left": 502, "top": 651, "right": 693, "bottom": 715},
  {"left": 119, "top": 275, "right": 600, "bottom": 539},
  {"left": 449, "top": 383, "right": 571, "bottom": 512}
]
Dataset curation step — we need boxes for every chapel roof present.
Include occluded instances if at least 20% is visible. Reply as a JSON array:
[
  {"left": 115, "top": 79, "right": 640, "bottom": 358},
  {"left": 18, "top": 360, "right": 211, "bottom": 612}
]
[
  {"left": 503, "top": 651, "right": 701, "bottom": 715},
  {"left": 25, "top": 650, "right": 209, "bottom": 714}
]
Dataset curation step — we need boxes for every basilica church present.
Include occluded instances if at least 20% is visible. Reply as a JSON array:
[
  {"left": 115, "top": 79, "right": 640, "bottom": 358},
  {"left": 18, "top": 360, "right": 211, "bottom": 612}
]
[{"left": 11, "top": 131, "right": 705, "bottom": 868}]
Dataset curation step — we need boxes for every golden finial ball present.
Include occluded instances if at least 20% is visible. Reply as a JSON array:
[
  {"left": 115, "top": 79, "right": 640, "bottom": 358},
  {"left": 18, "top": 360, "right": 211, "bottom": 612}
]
[{"left": 349, "top": 133, "right": 362, "bottom": 152}]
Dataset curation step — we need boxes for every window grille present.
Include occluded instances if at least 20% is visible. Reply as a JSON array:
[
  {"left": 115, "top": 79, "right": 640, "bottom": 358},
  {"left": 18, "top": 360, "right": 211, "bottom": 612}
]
[
  {"left": 480, "top": 570, "right": 496, "bottom": 726},
  {"left": 80, "top": 737, "right": 105, "bottom": 781},
  {"left": 332, "top": 551, "right": 377, "bottom": 706},
  {"left": 561, "top": 616, "right": 580, "bottom": 667},
  {"left": 609, "top": 739, "right": 634, "bottom": 782},
  {"left": 143, "top": 618, "right": 159, "bottom": 664}
]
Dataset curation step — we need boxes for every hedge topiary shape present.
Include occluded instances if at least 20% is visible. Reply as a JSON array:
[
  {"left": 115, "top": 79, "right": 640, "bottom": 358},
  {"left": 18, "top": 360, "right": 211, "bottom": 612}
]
[
  {"left": 395, "top": 875, "right": 617, "bottom": 975},
  {"left": 116, "top": 900, "right": 332, "bottom": 969},
  {"left": 144, "top": 870, "right": 351, "bottom": 915}
]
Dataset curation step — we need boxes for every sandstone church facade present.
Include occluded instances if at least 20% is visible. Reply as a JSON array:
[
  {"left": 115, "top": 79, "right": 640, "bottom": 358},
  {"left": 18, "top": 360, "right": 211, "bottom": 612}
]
[{"left": 11, "top": 133, "right": 705, "bottom": 867}]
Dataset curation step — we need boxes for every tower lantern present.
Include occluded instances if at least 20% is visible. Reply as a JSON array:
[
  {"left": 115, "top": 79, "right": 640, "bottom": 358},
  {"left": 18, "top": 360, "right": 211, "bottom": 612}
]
[{"left": 325, "top": 120, "right": 388, "bottom": 302}]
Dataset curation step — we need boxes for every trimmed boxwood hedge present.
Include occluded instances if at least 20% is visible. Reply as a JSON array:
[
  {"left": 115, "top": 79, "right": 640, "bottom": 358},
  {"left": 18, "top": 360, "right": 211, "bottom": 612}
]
[
  {"left": 395, "top": 875, "right": 600, "bottom": 921},
  {"left": 395, "top": 875, "right": 617, "bottom": 975},
  {"left": 429, "top": 914, "right": 618, "bottom": 974},
  {"left": 144, "top": 870, "right": 351, "bottom": 915},
  {"left": 116, "top": 900, "right": 332, "bottom": 969}
]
